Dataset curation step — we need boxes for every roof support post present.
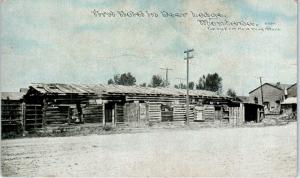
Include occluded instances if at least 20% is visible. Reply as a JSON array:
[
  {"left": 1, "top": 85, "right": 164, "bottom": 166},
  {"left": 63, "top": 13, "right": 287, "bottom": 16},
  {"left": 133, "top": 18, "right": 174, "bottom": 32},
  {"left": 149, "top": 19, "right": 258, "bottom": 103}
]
[{"left": 42, "top": 98, "right": 47, "bottom": 132}]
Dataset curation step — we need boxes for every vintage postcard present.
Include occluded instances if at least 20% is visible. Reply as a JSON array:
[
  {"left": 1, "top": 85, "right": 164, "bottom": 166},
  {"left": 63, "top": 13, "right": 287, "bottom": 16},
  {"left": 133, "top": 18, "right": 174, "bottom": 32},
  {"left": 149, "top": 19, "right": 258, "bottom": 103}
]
[{"left": 1, "top": 0, "right": 298, "bottom": 177}]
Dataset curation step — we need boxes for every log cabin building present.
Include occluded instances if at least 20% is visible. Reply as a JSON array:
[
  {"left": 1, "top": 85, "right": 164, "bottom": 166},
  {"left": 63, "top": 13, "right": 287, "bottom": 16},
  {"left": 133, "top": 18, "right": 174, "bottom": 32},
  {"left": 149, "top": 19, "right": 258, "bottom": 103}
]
[{"left": 21, "top": 83, "right": 245, "bottom": 130}]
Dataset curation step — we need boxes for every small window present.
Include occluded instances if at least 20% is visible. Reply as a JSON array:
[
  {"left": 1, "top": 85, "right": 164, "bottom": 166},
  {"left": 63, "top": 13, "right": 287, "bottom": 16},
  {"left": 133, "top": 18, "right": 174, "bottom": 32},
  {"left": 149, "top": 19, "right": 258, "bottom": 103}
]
[{"left": 254, "top": 97, "right": 258, "bottom": 104}]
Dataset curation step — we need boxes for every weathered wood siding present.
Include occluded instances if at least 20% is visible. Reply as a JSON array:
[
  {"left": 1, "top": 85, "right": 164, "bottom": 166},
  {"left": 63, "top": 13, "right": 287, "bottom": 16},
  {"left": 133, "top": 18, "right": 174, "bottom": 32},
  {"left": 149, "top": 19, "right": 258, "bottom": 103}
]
[
  {"left": 228, "top": 104, "right": 245, "bottom": 125},
  {"left": 139, "top": 103, "right": 148, "bottom": 126},
  {"left": 147, "top": 102, "right": 161, "bottom": 123},
  {"left": 83, "top": 104, "right": 103, "bottom": 123},
  {"left": 203, "top": 105, "right": 215, "bottom": 122},
  {"left": 173, "top": 104, "right": 194, "bottom": 121},
  {"left": 25, "top": 104, "right": 43, "bottom": 130},
  {"left": 1, "top": 100, "right": 24, "bottom": 132},
  {"left": 124, "top": 103, "right": 139, "bottom": 127},
  {"left": 173, "top": 104, "right": 185, "bottom": 121},
  {"left": 114, "top": 103, "right": 124, "bottom": 124},
  {"left": 229, "top": 107, "right": 239, "bottom": 125},
  {"left": 45, "top": 106, "right": 69, "bottom": 125}
]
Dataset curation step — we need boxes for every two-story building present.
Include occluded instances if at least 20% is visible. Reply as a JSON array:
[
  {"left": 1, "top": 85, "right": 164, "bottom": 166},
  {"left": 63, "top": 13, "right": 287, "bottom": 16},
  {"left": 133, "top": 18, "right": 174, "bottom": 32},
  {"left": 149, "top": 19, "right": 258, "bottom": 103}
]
[{"left": 249, "top": 82, "right": 291, "bottom": 114}]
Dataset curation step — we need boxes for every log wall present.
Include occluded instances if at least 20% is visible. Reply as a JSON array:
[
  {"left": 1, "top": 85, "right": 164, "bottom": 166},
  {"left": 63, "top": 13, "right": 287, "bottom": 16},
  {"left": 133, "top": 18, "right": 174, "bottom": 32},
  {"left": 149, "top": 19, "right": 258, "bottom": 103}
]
[
  {"left": 45, "top": 106, "right": 69, "bottom": 125},
  {"left": 115, "top": 103, "right": 124, "bottom": 124},
  {"left": 1, "top": 100, "right": 24, "bottom": 132},
  {"left": 147, "top": 102, "right": 161, "bottom": 123},
  {"left": 203, "top": 105, "right": 215, "bottom": 122},
  {"left": 25, "top": 104, "right": 43, "bottom": 130},
  {"left": 83, "top": 104, "right": 103, "bottom": 123}
]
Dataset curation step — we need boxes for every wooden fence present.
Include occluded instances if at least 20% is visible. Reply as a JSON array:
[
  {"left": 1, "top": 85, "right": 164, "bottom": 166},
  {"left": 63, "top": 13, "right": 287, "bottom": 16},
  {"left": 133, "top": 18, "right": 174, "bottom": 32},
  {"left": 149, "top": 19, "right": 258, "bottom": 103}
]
[{"left": 1, "top": 101, "right": 24, "bottom": 132}]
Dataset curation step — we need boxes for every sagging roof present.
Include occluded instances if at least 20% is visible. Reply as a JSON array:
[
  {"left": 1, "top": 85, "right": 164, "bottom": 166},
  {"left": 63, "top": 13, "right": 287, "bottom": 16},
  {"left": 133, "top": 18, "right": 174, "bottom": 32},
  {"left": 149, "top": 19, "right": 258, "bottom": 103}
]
[
  {"left": 236, "top": 96, "right": 250, "bottom": 103},
  {"left": 27, "top": 83, "right": 228, "bottom": 98},
  {"left": 235, "top": 96, "right": 263, "bottom": 107},
  {"left": 282, "top": 97, "right": 297, "bottom": 104},
  {"left": 1, "top": 92, "right": 25, "bottom": 100}
]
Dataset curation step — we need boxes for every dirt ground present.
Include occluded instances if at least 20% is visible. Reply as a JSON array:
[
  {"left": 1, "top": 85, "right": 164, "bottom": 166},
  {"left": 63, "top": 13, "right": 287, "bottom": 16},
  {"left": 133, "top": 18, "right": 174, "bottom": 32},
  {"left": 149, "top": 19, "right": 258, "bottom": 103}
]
[{"left": 1, "top": 122, "right": 297, "bottom": 177}]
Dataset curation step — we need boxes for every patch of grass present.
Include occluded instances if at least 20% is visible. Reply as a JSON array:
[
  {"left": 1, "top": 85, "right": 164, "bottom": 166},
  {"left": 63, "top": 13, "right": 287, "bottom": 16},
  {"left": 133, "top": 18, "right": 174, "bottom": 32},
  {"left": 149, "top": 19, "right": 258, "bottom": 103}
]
[{"left": 103, "top": 125, "right": 113, "bottom": 131}]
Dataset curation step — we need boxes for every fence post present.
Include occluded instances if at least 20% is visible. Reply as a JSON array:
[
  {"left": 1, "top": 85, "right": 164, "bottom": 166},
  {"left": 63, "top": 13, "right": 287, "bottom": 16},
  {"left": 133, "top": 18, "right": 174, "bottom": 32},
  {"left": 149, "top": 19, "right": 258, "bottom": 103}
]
[
  {"left": 21, "top": 102, "right": 26, "bottom": 134},
  {"left": 113, "top": 103, "right": 117, "bottom": 127},
  {"left": 42, "top": 99, "right": 47, "bottom": 132},
  {"left": 102, "top": 103, "right": 106, "bottom": 126},
  {"left": 67, "top": 107, "right": 71, "bottom": 125}
]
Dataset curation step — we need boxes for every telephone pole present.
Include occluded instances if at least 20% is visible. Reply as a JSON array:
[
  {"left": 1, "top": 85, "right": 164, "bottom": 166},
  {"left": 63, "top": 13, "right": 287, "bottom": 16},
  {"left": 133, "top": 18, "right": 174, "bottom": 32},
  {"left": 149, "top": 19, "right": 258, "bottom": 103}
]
[
  {"left": 184, "top": 49, "right": 194, "bottom": 125},
  {"left": 259, "top": 76, "right": 265, "bottom": 117},
  {"left": 160, "top": 67, "right": 173, "bottom": 87}
]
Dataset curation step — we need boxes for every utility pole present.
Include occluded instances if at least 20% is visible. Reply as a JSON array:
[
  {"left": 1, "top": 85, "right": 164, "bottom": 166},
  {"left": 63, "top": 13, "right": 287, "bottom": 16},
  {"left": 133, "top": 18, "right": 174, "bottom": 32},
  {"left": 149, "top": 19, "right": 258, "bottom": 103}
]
[
  {"left": 184, "top": 49, "right": 194, "bottom": 125},
  {"left": 160, "top": 67, "right": 173, "bottom": 87},
  {"left": 259, "top": 76, "right": 265, "bottom": 117},
  {"left": 176, "top": 77, "right": 186, "bottom": 89}
]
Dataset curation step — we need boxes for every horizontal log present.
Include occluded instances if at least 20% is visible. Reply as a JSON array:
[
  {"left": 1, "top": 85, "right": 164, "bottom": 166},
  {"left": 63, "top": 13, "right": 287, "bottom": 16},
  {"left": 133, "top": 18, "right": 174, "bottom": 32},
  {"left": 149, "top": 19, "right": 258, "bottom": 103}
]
[
  {"left": 149, "top": 113, "right": 161, "bottom": 115},
  {"left": 25, "top": 109, "right": 43, "bottom": 111},
  {"left": 83, "top": 112, "right": 102, "bottom": 115},
  {"left": 2, "top": 119, "right": 22, "bottom": 122},
  {"left": 25, "top": 123, "right": 43, "bottom": 126},
  {"left": 1, "top": 103, "right": 22, "bottom": 106},
  {"left": 25, "top": 118, "right": 43, "bottom": 121},
  {"left": 2, "top": 123, "right": 20, "bottom": 126}
]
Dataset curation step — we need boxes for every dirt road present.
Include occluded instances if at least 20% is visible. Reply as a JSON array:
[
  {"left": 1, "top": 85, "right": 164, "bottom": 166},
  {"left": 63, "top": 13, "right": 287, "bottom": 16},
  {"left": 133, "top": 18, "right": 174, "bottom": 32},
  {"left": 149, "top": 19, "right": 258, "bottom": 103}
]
[{"left": 1, "top": 122, "right": 297, "bottom": 177}]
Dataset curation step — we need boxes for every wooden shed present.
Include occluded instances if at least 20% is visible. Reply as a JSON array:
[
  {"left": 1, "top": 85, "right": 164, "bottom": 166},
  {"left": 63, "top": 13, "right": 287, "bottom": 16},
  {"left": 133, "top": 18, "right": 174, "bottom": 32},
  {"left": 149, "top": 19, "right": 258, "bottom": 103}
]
[
  {"left": 1, "top": 92, "right": 25, "bottom": 132},
  {"left": 281, "top": 97, "right": 297, "bottom": 115},
  {"left": 236, "top": 96, "right": 264, "bottom": 123}
]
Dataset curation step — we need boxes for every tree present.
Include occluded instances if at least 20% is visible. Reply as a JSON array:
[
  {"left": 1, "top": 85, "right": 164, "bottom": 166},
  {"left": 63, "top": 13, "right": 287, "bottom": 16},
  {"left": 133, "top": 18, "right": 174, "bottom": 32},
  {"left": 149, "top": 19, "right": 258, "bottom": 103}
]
[
  {"left": 107, "top": 79, "right": 114, "bottom": 85},
  {"left": 150, "top": 75, "right": 164, "bottom": 88},
  {"left": 174, "top": 82, "right": 194, "bottom": 89},
  {"left": 196, "top": 75, "right": 206, "bottom": 90},
  {"left": 226, "top": 88, "right": 237, "bottom": 97},
  {"left": 140, "top": 83, "right": 147, "bottom": 87},
  {"left": 174, "top": 83, "right": 185, "bottom": 89},
  {"left": 107, "top": 72, "right": 136, "bottom": 86},
  {"left": 188, "top": 82, "right": 194, "bottom": 90},
  {"left": 196, "top": 73, "right": 222, "bottom": 93}
]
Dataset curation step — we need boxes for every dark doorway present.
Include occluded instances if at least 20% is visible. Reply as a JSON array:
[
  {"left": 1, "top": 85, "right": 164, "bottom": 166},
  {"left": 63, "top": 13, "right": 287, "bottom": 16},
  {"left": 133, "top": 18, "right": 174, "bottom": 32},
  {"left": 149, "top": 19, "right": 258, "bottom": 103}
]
[
  {"left": 105, "top": 103, "right": 114, "bottom": 123},
  {"left": 244, "top": 104, "right": 258, "bottom": 122},
  {"left": 292, "top": 104, "right": 297, "bottom": 112},
  {"left": 214, "top": 106, "right": 222, "bottom": 120},
  {"left": 161, "top": 104, "right": 173, "bottom": 122}
]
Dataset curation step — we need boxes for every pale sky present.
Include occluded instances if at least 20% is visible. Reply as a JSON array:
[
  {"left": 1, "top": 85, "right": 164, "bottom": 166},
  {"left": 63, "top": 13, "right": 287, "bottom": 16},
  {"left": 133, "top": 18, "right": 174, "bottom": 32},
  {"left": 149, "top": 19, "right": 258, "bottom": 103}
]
[{"left": 1, "top": 0, "right": 297, "bottom": 95}]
